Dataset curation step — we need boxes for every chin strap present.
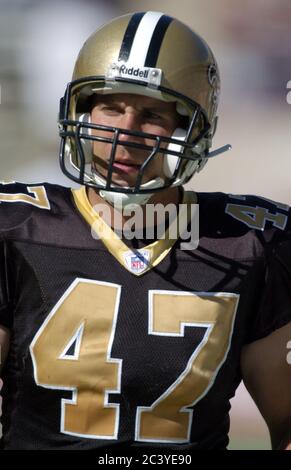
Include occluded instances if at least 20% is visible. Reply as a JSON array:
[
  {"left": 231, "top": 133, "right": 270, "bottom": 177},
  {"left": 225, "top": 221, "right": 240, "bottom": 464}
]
[
  {"left": 99, "top": 189, "right": 154, "bottom": 211},
  {"left": 93, "top": 172, "right": 165, "bottom": 211}
]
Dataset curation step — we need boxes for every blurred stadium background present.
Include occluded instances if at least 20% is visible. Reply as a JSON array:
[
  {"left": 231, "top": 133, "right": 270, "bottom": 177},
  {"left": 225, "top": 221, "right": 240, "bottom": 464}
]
[{"left": 1, "top": 0, "right": 290, "bottom": 450}]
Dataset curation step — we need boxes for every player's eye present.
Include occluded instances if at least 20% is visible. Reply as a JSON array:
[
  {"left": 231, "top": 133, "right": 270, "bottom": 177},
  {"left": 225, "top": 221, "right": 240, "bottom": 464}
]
[
  {"left": 143, "top": 110, "right": 164, "bottom": 122},
  {"left": 101, "top": 105, "right": 122, "bottom": 116}
]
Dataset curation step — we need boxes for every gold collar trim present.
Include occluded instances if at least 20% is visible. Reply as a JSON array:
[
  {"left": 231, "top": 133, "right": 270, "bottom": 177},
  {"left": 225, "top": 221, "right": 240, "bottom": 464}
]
[{"left": 72, "top": 187, "right": 197, "bottom": 276}]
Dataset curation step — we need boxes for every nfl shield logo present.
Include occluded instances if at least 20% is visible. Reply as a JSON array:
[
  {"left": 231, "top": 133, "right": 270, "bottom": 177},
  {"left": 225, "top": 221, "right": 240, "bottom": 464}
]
[{"left": 124, "top": 249, "right": 151, "bottom": 274}]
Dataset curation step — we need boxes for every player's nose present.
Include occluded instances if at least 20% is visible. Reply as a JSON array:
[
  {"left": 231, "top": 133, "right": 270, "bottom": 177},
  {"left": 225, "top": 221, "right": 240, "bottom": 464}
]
[{"left": 118, "top": 110, "right": 142, "bottom": 142}]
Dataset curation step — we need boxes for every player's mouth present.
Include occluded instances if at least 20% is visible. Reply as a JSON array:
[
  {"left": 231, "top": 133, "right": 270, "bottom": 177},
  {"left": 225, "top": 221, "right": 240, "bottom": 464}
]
[{"left": 112, "top": 161, "right": 141, "bottom": 175}]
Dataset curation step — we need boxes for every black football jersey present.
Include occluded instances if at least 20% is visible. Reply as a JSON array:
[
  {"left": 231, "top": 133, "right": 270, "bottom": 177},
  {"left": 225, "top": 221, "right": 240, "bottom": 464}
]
[{"left": 0, "top": 182, "right": 290, "bottom": 450}]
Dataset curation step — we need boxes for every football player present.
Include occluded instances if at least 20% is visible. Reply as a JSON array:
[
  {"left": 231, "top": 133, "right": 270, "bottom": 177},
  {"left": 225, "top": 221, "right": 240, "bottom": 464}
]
[{"left": 0, "top": 11, "right": 290, "bottom": 451}]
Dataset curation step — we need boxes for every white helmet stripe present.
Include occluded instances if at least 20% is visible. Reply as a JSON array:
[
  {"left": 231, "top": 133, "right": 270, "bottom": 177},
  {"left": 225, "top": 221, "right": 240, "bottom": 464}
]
[
  {"left": 127, "top": 11, "right": 164, "bottom": 66},
  {"left": 118, "top": 12, "right": 145, "bottom": 62}
]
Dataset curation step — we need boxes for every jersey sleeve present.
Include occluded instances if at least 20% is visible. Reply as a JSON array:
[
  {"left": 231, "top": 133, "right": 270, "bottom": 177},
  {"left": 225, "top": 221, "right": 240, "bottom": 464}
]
[
  {"left": 246, "top": 238, "right": 291, "bottom": 343},
  {"left": 0, "top": 240, "right": 13, "bottom": 329}
]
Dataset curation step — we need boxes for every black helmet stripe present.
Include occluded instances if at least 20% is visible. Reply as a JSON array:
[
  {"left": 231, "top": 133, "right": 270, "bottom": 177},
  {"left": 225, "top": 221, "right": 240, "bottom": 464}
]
[
  {"left": 144, "top": 15, "right": 173, "bottom": 67},
  {"left": 118, "top": 12, "right": 146, "bottom": 62},
  {"left": 118, "top": 12, "right": 173, "bottom": 68}
]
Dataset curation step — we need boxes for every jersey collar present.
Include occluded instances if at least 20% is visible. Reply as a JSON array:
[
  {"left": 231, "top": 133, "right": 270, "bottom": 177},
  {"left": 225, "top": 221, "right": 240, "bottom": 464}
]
[{"left": 71, "top": 186, "right": 197, "bottom": 276}]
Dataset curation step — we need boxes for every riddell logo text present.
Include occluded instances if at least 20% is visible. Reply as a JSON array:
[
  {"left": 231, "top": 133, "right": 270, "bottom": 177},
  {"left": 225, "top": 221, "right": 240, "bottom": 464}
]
[{"left": 119, "top": 65, "right": 150, "bottom": 78}]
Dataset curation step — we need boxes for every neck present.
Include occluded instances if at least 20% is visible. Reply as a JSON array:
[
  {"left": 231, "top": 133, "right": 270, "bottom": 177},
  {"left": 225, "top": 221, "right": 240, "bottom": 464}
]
[{"left": 87, "top": 186, "right": 182, "bottom": 235}]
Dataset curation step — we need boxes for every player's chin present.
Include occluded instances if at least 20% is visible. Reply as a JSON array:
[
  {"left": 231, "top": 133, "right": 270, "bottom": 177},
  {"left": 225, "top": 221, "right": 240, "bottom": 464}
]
[
  {"left": 110, "top": 175, "right": 144, "bottom": 188},
  {"left": 96, "top": 167, "right": 156, "bottom": 189},
  {"left": 114, "top": 171, "right": 162, "bottom": 188}
]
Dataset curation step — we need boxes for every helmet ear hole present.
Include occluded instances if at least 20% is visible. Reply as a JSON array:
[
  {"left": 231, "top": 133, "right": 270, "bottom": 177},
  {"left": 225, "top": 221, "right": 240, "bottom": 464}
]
[
  {"left": 163, "top": 128, "right": 187, "bottom": 178},
  {"left": 79, "top": 112, "right": 91, "bottom": 127}
]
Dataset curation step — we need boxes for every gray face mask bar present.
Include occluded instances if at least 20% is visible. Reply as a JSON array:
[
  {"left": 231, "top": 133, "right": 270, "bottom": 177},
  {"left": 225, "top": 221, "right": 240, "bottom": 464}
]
[
  {"left": 58, "top": 77, "right": 231, "bottom": 193},
  {"left": 58, "top": 79, "right": 212, "bottom": 193}
]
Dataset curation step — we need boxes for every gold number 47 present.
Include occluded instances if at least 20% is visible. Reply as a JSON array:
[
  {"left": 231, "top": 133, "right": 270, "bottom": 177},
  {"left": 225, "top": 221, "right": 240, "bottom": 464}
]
[{"left": 30, "top": 278, "right": 239, "bottom": 443}]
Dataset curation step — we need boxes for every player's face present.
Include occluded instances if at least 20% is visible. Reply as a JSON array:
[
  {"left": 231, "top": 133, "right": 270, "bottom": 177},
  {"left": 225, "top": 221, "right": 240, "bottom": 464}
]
[{"left": 90, "top": 93, "right": 181, "bottom": 187}]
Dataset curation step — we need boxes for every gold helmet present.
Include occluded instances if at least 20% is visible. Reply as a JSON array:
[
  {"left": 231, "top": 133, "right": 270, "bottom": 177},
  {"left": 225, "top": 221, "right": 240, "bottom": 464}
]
[{"left": 59, "top": 11, "right": 229, "bottom": 208}]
